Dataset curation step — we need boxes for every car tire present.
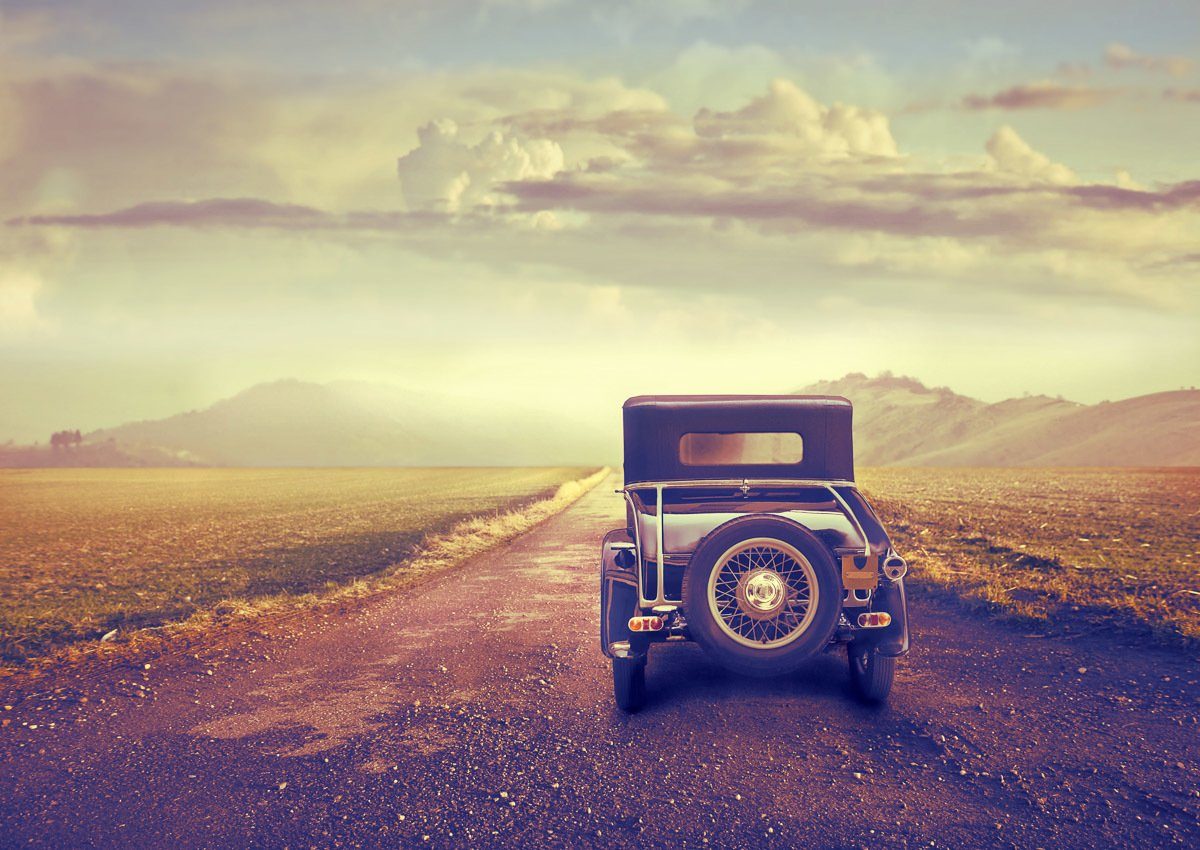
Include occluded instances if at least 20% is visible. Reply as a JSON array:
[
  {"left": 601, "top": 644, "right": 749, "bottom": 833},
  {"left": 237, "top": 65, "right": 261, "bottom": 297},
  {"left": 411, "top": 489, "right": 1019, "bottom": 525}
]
[
  {"left": 847, "top": 643, "right": 895, "bottom": 704},
  {"left": 612, "top": 656, "right": 646, "bottom": 712},
  {"left": 682, "top": 515, "right": 842, "bottom": 677}
]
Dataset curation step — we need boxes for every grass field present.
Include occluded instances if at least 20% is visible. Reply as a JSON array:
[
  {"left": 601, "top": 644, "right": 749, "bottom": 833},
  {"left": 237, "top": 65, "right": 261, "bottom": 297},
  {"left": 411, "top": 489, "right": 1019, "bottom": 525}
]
[
  {"left": 3, "top": 466, "right": 1195, "bottom": 667},
  {"left": 860, "top": 467, "right": 1200, "bottom": 643},
  {"left": 0, "top": 467, "right": 593, "bottom": 665}
]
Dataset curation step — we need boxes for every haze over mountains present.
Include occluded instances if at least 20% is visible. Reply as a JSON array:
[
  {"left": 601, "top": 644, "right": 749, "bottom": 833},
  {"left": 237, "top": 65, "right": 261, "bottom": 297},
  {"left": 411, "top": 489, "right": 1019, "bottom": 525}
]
[
  {"left": 2, "top": 374, "right": 1196, "bottom": 468},
  {"left": 87, "top": 380, "right": 614, "bottom": 468}
]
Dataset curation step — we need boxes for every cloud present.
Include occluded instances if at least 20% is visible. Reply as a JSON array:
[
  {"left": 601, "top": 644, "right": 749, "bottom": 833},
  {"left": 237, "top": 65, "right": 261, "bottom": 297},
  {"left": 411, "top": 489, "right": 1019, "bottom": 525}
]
[
  {"left": 8, "top": 198, "right": 345, "bottom": 229},
  {"left": 4, "top": 63, "right": 1198, "bottom": 323},
  {"left": 0, "top": 78, "right": 19, "bottom": 163},
  {"left": 0, "top": 59, "right": 665, "bottom": 220},
  {"left": 693, "top": 79, "right": 897, "bottom": 158},
  {"left": 0, "top": 7, "right": 58, "bottom": 53},
  {"left": 0, "top": 62, "right": 287, "bottom": 220},
  {"left": 984, "top": 126, "right": 1075, "bottom": 184},
  {"left": 0, "top": 268, "right": 50, "bottom": 336},
  {"left": 962, "top": 81, "right": 1114, "bottom": 111},
  {"left": 1060, "top": 180, "right": 1200, "bottom": 211},
  {"left": 646, "top": 41, "right": 792, "bottom": 113},
  {"left": 0, "top": 228, "right": 65, "bottom": 338},
  {"left": 1164, "top": 88, "right": 1200, "bottom": 103},
  {"left": 1104, "top": 43, "right": 1193, "bottom": 77},
  {"left": 396, "top": 119, "right": 564, "bottom": 212},
  {"left": 14, "top": 92, "right": 1199, "bottom": 257}
]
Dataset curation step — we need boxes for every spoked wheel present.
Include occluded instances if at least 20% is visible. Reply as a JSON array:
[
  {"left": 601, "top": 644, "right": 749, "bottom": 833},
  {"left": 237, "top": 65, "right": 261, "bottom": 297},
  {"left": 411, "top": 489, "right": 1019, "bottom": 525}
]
[
  {"left": 709, "top": 539, "right": 819, "bottom": 648},
  {"left": 683, "top": 517, "right": 841, "bottom": 677},
  {"left": 847, "top": 643, "right": 896, "bottom": 704},
  {"left": 612, "top": 656, "right": 646, "bottom": 713}
]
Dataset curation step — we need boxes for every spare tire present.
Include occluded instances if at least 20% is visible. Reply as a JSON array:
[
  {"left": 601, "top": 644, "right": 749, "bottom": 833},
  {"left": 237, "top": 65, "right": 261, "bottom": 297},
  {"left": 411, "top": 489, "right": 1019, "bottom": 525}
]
[{"left": 682, "top": 515, "right": 842, "bottom": 677}]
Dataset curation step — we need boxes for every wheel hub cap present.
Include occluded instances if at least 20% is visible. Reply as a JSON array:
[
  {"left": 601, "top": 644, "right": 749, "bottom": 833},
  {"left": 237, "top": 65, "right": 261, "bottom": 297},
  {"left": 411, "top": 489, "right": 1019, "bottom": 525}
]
[
  {"left": 737, "top": 568, "right": 787, "bottom": 619},
  {"left": 708, "top": 538, "right": 819, "bottom": 648}
]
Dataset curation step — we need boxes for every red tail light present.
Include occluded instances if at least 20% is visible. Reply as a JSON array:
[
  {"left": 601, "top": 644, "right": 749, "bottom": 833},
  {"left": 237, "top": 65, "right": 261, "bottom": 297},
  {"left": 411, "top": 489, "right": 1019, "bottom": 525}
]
[
  {"left": 856, "top": 612, "right": 893, "bottom": 629},
  {"left": 628, "top": 616, "right": 664, "bottom": 632}
]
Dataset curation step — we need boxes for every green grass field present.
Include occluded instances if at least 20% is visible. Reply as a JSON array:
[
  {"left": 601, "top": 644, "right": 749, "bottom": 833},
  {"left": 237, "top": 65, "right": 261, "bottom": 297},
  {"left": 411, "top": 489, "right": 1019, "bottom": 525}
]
[
  {"left": 860, "top": 467, "right": 1200, "bottom": 643},
  {"left": 0, "top": 468, "right": 591, "bottom": 664}
]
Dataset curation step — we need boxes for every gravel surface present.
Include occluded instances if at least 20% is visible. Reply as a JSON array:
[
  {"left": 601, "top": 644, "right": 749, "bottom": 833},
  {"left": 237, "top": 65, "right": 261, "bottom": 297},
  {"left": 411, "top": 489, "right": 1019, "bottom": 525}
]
[{"left": 2, "top": 473, "right": 1198, "bottom": 849}]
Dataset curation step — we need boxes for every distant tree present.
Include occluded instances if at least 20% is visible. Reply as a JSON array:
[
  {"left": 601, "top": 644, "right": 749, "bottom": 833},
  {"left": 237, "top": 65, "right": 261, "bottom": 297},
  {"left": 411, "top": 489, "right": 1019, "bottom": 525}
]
[{"left": 50, "top": 430, "right": 83, "bottom": 450}]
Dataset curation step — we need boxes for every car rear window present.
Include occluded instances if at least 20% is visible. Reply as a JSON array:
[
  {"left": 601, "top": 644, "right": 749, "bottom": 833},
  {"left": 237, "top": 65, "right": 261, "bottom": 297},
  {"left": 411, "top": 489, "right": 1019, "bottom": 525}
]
[{"left": 679, "top": 432, "right": 804, "bottom": 466}]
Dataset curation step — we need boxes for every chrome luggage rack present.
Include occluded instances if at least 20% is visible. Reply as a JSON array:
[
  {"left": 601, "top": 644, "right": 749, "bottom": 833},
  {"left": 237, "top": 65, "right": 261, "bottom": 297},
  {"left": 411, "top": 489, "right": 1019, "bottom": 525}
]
[{"left": 619, "top": 478, "right": 874, "bottom": 610}]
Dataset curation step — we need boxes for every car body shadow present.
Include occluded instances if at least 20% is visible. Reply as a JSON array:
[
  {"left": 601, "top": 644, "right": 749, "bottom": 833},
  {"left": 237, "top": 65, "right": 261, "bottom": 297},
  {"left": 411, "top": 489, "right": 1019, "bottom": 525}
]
[{"left": 635, "top": 641, "right": 860, "bottom": 712}]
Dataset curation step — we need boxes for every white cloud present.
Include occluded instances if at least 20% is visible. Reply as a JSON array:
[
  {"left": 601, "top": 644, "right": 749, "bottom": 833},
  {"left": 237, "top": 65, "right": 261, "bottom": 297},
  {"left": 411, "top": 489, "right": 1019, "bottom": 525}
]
[
  {"left": 694, "top": 79, "right": 898, "bottom": 158},
  {"left": 396, "top": 119, "right": 564, "bottom": 212},
  {"left": 984, "top": 125, "right": 1075, "bottom": 184},
  {"left": 0, "top": 268, "right": 51, "bottom": 337}
]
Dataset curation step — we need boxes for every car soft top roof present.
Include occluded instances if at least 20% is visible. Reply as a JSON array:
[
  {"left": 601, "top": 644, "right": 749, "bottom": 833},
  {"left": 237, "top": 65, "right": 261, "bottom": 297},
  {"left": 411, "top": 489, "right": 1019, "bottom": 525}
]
[{"left": 622, "top": 395, "right": 855, "bottom": 485}]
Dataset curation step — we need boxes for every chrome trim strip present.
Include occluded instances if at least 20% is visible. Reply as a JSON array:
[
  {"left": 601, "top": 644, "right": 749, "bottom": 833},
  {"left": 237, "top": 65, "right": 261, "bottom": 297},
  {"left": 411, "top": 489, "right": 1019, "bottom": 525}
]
[
  {"left": 654, "top": 483, "right": 666, "bottom": 607},
  {"left": 843, "top": 588, "right": 873, "bottom": 608},
  {"left": 623, "top": 489, "right": 646, "bottom": 607},
  {"left": 622, "top": 478, "right": 857, "bottom": 490},
  {"left": 825, "top": 484, "right": 874, "bottom": 558}
]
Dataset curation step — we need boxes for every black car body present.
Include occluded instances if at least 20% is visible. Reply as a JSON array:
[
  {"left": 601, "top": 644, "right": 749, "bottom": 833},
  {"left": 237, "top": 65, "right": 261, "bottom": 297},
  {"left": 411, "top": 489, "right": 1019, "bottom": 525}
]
[{"left": 600, "top": 395, "right": 910, "bottom": 710}]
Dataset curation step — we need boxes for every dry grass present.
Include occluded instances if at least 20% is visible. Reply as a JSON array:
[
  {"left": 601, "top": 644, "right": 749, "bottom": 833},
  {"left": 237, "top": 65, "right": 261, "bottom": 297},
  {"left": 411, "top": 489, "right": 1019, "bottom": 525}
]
[
  {"left": 860, "top": 467, "right": 1200, "bottom": 643},
  {"left": 0, "top": 467, "right": 605, "bottom": 667}
]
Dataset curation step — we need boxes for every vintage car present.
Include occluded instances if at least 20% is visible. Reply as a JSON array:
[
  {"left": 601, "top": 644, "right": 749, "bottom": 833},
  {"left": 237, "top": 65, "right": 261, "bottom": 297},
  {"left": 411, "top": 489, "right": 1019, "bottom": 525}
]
[{"left": 600, "top": 395, "right": 910, "bottom": 712}]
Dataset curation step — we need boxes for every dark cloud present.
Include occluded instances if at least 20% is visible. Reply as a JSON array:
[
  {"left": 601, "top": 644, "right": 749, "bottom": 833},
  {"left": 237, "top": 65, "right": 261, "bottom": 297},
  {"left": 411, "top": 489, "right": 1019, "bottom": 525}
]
[
  {"left": 12, "top": 173, "right": 1199, "bottom": 250},
  {"left": 1061, "top": 180, "right": 1200, "bottom": 211},
  {"left": 7, "top": 198, "right": 462, "bottom": 231},
  {"left": 501, "top": 167, "right": 1200, "bottom": 243},
  {"left": 501, "top": 173, "right": 1030, "bottom": 239},
  {"left": 10, "top": 198, "right": 330, "bottom": 228},
  {"left": 961, "top": 82, "right": 1114, "bottom": 111}
]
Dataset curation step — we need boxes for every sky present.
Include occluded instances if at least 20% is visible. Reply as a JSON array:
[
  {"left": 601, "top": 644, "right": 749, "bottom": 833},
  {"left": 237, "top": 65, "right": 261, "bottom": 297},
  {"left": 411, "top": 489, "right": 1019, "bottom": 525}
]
[{"left": 1, "top": 0, "right": 1198, "bottom": 441}]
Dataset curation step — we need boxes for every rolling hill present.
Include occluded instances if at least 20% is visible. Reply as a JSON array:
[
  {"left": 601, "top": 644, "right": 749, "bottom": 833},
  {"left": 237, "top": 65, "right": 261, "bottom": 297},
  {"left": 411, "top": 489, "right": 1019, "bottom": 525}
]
[
  {"left": 3, "top": 374, "right": 1196, "bottom": 468},
  {"left": 82, "top": 380, "right": 614, "bottom": 467},
  {"left": 799, "top": 373, "right": 1200, "bottom": 467}
]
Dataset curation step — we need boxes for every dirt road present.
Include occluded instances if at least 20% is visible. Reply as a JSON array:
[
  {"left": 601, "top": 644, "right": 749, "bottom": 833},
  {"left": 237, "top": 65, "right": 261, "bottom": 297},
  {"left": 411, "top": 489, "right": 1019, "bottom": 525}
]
[{"left": 2, "top": 474, "right": 1198, "bottom": 849}]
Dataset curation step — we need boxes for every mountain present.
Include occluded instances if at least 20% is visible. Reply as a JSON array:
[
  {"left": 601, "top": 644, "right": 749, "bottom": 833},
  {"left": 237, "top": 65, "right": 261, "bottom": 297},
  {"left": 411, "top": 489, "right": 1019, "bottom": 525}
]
[
  {"left": 4, "top": 374, "right": 1195, "bottom": 468},
  {"left": 799, "top": 373, "right": 1200, "bottom": 467},
  {"left": 84, "top": 379, "right": 614, "bottom": 467}
]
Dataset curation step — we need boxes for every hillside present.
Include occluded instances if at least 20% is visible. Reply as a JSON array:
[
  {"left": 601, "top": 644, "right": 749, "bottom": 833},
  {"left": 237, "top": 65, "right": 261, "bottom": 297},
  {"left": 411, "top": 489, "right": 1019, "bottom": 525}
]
[
  {"left": 84, "top": 380, "right": 613, "bottom": 467},
  {"left": 800, "top": 373, "right": 1200, "bottom": 467},
  {"left": 0, "top": 440, "right": 199, "bottom": 469},
  {"left": 4, "top": 374, "right": 1196, "bottom": 468}
]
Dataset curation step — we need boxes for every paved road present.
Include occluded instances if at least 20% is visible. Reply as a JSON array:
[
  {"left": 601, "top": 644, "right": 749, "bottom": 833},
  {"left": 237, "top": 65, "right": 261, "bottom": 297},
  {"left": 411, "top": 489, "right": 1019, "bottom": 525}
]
[{"left": 2, "top": 474, "right": 1198, "bottom": 849}]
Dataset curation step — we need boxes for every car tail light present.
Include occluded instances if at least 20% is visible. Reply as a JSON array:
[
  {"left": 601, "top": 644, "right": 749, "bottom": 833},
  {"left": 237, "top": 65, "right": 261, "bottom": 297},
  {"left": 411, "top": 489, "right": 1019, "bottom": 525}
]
[
  {"left": 628, "top": 616, "right": 664, "bottom": 632},
  {"left": 856, "top": 612, "right": 892, "bottom": 629}
]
